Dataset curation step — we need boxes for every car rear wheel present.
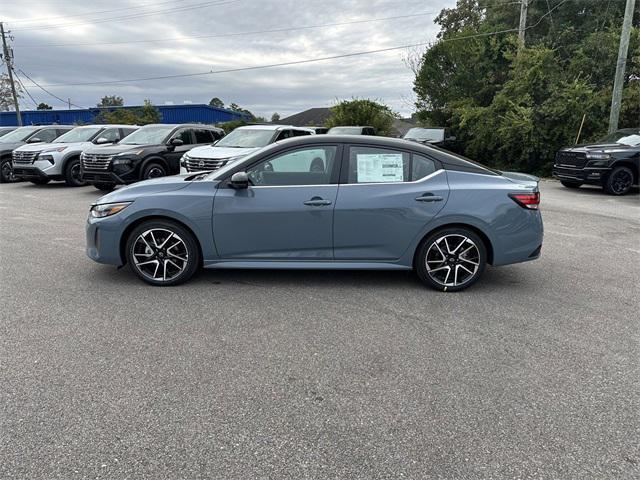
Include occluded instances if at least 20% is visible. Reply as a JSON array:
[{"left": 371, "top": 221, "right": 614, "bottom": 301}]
[
  {"left": 560, "top": 180, "right": 582, "bottom": 189},
  {"left": 126, "top": 220, "right": 200, "bottom": 286},
  {"left": 94, "top": 182, "right": 115, "bottom": 191},
  {"left": 64, "top": 158, "right": 87, "bottom": 187},
  {"left": 142, "top": 163, "right": 166, "bottom": 180},
  {"left": 604, "top": 166, "right": 634, "bottom": 195},
  {"left": 416, "top": 228, "right": 486, "bottom": 292}
]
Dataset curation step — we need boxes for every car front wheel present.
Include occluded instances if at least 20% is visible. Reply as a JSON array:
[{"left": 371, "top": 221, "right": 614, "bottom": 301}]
[
  {"left": 416, "top": 228, "right": 487, "bottom": 292},
  {"left": 126, "top": 220, "right": 200, "bottom": 286},
  {"left": 0, "top": 159, "right": 17, "bottom": 183},
  {"left": 65, "top": 158, "right": 87, "bottom": 187},
  {"left": 604, "top": 166, "right": 634, "bottom": 195}
]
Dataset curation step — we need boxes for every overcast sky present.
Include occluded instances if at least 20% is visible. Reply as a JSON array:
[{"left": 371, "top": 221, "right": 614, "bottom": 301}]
[{"left": 2, "top": 0, "right": 455, "bottom": 118}]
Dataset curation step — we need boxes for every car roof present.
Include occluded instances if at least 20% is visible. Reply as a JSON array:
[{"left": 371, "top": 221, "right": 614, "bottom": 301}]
[
  {"left": 238, "top": 124, "right": 315, "bottom": 132},
  {"left": 138, "top": 123, "right": 223, "bottom": 130},
  {"left": 73, "top": 124, "right": 139, "bottom": 129},
  {"left": 328, "top": 125, "right": 374, "bottom": 129}
]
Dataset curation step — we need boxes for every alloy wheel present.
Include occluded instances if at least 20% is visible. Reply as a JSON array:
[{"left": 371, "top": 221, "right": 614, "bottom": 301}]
[
  {"left": 1, "top": 161, "right": 16, "bottom": 182},
  {"left": 425, "top": 234, "right": 480, "bottom": 287},
  {"left": 146, "top": 166, "right": 165, "bottom": 179},
  {"left": 610, "top": 169, "right": 633, "bottom": 195},
  {"left": 131, "top": 228, "right": 189, "bottom": 282}
]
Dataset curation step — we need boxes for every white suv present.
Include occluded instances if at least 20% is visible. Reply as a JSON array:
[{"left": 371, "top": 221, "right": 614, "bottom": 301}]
[
  {"left": 12, "top": 124, "right": 138, "bottom": 186},
  {"left": 181, "top": 124, "right": 315, "bottom": 173}
]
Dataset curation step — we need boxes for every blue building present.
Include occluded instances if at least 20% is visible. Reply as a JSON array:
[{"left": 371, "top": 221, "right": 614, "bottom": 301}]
[{"left": 0, "top": 104, "right": 250, "bottom": 126}]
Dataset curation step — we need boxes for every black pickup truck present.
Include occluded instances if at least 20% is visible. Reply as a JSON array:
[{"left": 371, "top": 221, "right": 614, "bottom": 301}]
[{"left": 553, "top": 128, "right": 639, "bottom": 195}]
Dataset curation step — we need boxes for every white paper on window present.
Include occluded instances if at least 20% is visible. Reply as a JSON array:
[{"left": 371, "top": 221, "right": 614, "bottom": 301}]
[{"left": 356, "top": 153, "right": 404, "bottom": 183}]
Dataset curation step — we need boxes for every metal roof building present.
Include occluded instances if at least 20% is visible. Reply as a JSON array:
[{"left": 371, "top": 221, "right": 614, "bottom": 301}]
[{"left": 0, "top": 104, "right": 250, "bottom": 126}]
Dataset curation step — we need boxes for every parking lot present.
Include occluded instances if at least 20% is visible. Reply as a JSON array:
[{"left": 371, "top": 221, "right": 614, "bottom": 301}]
[{"left": 1, "top": 180, "right": 638, "bottom": 478}]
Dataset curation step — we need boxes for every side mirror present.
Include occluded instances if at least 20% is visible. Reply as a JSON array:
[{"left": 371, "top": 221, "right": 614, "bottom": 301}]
[
  {"left": 229, "top": 171, "right": 249, "bottom": 189},
  {"left": 27, "top": 137, "right": 42, "bottom": 143},
  {"left": 169, "top": 138, "right": 184, "bottom": 147},
  {"left": 94, "top": 137, "right": 112, "bottom": 145}
]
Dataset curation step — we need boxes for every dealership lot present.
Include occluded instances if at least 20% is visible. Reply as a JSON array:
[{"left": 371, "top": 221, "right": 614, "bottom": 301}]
[{"left": 0, "top": 181, "right": 638, "bottom": 478}]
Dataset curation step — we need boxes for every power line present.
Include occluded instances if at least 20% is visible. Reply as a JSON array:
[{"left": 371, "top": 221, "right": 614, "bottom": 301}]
[
  {"left": 17, "top": 69, "right": 85, "bottom": 108},
  {"left": 16, "top": 12, "right": 440, "bottom": 49},
  {"left": 12, "top": 0, "right": 241, "bottom": 32},
  {"left": 12, "top": 69, "right": 40, "bottom": 109},
  {"left": 9, "top": 0, "right": 191, "bottom": 24}
]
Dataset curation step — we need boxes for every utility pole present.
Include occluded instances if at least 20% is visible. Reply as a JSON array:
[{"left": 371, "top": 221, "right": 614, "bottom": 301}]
[
  {"left": 608, "top": 0, "right": 637, "bottom": 133},
  {"left": 518, "top": 0, "right": 529, "bottom": 50},
  {"left": 0, "top": 22, "right": 22, "bottom": 126}
]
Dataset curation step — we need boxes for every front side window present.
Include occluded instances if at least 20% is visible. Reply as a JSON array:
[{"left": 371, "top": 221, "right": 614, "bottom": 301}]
[
  {"left": 97, "top": 128, "right": 121, "bottom": 142},
  {"left": 35, "top": 129, "right": 60, "bottom": 143},
  {"left": 173, "top": 129, "right": 194, "bottom": 144},
  {"left": 247, "top": 146, "right": 337, "bottom": 186}
]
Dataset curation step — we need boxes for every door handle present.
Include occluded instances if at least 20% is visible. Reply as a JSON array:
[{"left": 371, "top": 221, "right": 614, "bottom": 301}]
[
  {"left": 415, "top": 193, "right": 444, "bottom": 202},
  {"left": 303, "top": 197, "right": 332, "bottom": 206}
]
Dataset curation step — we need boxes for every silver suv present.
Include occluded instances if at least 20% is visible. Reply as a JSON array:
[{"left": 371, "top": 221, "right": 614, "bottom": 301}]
[{"left": 12, "top": 124, "right": 137, "bottom": 186}]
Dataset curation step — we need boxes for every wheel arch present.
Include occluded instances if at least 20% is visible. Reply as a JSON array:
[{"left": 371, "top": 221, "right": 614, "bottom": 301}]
[
  {"left": 119, "top": 215, "right": 203, "bottom": 267},
  {"left": 611, "top": 160, "right": 639, "bottom": 184},
  {"left": 413, "top": 222, "right": 495, "bottom": 267},
  {"left": 140, "top": 156, "right": 170, "bottom": 178},
  {"left": 60, "top": 153, "right": 81, "bottom": 173}
]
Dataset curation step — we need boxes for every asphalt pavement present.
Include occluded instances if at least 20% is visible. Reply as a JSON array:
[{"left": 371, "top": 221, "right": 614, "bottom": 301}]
[{"left": 1, "top": 179, "right": 639, "bottom": 479}]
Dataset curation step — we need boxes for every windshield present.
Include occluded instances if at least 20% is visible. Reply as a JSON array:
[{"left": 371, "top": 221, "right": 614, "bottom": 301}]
[
  {"left": 327, "top": 127, "right": 363, "bottom": 135},
  {"left": 215, "top": 129, "right": 275, "bottom": 148},
  {"left": 53, "top": 127, "right": 102, "bottom": 143},
  {"left": 120, "top": 126, "right": 173, "bottom": 145},
  {"left": 404, "top": 128, "right": 445, "bottom": 142},
  {"left": 597, "top": 130, "right": 640, "bottom": 146},
  {"left": 0, "top": 127, "right": 39, "bottom": 143}
]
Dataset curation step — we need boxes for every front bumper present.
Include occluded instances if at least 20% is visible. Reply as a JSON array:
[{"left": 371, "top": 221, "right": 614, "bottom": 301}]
[
  {"left": 552, "top": 165, "right": 611, "bottom": 185},
  {"left": 81, "top": 167, "right": 133, "bottom": 185},
  {"left": 12, "top": 165, "right": 51, "bottom": 181},
  {"left": 86, "top": 215, "right": 126, "bottom": 266}
]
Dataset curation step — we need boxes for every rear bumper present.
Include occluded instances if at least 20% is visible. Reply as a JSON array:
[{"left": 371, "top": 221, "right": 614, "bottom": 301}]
[{"left": 552, "top": 165, "right": 610, "bottom": 185}]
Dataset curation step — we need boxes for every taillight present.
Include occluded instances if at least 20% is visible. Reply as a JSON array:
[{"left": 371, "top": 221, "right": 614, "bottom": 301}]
[{"left": 509, "top": 192, "right": 540, "bottom": 210}]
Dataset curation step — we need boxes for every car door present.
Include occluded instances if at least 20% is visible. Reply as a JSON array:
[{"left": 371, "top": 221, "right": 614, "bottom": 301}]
[
  {"left": 212, "top": 144, "right": 341, "bottom": 260},
  {"left": 333, "top": 145, "right": 449, "bottom": 260},
  {"left": 166, "top": 128, "right": 196, "bottom": 173}
]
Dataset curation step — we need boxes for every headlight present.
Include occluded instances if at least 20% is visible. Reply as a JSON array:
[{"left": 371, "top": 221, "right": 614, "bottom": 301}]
[
  {"left": 180, "top": 153, "right": 190, "bottom": 167},
  {"left": 112, "top": 158, "right": 132, "bottom": 166},
  {"left": 41, "top": 146, "right": 67, "bottom": 153},
  {"left": 116, "top": 150, "right": 144, "bottom": 156},
  {"left": 90, "top": 202, "right": 132, "bottom": 218}
]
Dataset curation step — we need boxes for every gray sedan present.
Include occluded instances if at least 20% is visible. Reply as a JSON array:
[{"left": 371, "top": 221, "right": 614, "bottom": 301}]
[{"left": 86, "top": 136, "right": 543, "bottom": 291}]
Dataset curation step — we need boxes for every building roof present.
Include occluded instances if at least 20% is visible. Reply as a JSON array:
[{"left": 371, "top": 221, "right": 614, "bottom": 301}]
[{"left": 280, "top": 108, "right": 332, "bottom": 127}]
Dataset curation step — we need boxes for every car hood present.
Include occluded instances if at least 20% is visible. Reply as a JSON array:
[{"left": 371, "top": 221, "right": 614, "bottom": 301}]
[
  {"left": 85, "top": 144, "right": 154, "bottom": 155},
  {"left": 561, "top": 143, "right": 637, "bottom": 154},
  {"left": 96, "top": 175, "right": 194, "bottom": 204},
  {"left": 14, "top": 141, "right": 91, "bottom": 153},
  {"left": 0, "top": 142, "right": 25, "bottom": 153},
  {"left": 187, "top": 144, "right": 258, "bottom": 159}
]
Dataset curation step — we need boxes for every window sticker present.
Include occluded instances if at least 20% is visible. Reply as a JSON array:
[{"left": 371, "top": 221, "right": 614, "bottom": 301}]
[{"left": 356, "top": 153, "right": 404, "bottom": 183}]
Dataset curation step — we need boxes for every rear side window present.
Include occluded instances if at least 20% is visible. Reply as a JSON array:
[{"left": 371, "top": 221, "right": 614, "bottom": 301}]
[
  {"left": 347, "top": 146, "right": 410, "bottom": 183},
  {"left": 194, "top": 129, "right": 214, "bottom": 143},
  {"left": 212, "top": 129, "right": 224, "bottom": 140},
  {"left": 411, "top": 154, "right": 436, "bottom": 180}
]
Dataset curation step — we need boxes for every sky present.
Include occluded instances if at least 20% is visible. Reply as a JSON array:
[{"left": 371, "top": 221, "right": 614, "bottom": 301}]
[{"left": 2, "top": 0, "right": 456, "bottom": 118}]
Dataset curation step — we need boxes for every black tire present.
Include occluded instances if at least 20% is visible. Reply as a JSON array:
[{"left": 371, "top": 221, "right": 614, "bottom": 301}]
[
  {"left": 94, "top": 183, "right": 115, "bottom": 191},
  {"left": 29, "top": 178, "right": 50, "bottom": 185},
  {"left": 415, "top": 227, "right": 487, "bottom": 292},
  {"left": 0, "top": 158, "right": 17, "bottom": 183},
  {"left": 604, "top": 166, "right": 634, "bottom": 195},
  {"left": 142, "top": 162, "right": 166, "bottom": 180},
  {"left": 64, "top": 158, "right": 87, "bottom": 187},
  {"left": 126, "top": 220, "right": 200, "bottom": 286},
  {"left": 560, "top": 180, "right": 582, "bottom": 189}
]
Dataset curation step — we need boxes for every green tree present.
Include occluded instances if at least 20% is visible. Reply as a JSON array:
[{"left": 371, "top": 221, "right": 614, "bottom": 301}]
[
  {"left": 271, "top": 112, "right": 280, "bottom": 123},
  {"left": 37, "top": 102, "right": 52, "bottom": 110},
  {"left": 97, "top": 95, "right": 124, "bottom": 107},
  {"left": 325, "top": 98, "right": 397, "bottom": 136},
  {"left": 0, "top": 74, "right": 22, "bottom": 112},
  {"left": 412, "top": 0, "right": 639, "bottom": 175},
  {"left": 217, "top": 119, "right": 247, "bottom": 134},
  {"left": 96, "top": 99, "right": 161, "bottom": 125},
  {"left": 209, "top": 97, "right": 224, "bottom": 108}
]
